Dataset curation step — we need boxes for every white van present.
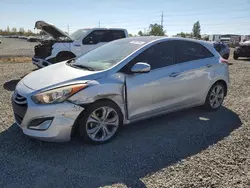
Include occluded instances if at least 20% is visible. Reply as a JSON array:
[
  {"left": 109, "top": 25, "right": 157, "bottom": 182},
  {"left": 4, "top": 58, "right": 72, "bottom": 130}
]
[{"left": 32, "top": 21, "right": 128, "bottom": 68}]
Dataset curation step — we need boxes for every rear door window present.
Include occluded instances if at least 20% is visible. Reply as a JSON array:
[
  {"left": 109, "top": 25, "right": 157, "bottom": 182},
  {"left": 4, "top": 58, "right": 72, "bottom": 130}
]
[
  {"left": 110, "top": 30, "right": 126, "bottom": 40},
  {"left": 176, "top": 41, "right": 214, "bottom": 63},
  {"left": 213, "top": 43, "right": 222, "bottom": 52},
  {"left": 83, "top": 30, "right": 110, "bottom": 44}
]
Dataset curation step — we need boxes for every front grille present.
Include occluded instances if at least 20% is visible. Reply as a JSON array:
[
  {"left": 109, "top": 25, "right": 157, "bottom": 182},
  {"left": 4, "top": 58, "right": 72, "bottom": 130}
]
[{"left": 12, "top": 91, "right": 28, "bottom": 125}]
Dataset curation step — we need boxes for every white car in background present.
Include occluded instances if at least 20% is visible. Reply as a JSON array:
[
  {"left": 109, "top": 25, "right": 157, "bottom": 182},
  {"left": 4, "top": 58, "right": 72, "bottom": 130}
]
[{"left": 32, "top": 21, "right": 128, "bottom": 68}]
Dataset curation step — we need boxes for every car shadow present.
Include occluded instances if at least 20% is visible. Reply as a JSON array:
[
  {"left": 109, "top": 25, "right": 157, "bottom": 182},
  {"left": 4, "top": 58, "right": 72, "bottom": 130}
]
[
  {"left": 0, "top": 106, "right": 242, "bottom": 188},
  {"left": 2, "top": 70, "right": 36, "bottom": 91},
  {"left": 3, "top": 79, "right": 21, "bottom": 91}
]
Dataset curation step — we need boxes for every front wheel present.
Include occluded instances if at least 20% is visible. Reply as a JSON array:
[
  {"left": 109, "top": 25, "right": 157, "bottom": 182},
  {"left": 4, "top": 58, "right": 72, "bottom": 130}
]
[
  {"left": 204, "top": 83, "right": 225, "bottom": 111},
  {"left": 77, "top": 100, "right": 123, "bottom": 144}
]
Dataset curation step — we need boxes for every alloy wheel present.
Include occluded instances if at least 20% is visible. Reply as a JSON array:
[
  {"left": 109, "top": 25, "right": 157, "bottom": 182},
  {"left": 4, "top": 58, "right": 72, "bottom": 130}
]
[
  {"left": 209, "top": 85, "right": 224, "bottom": 109},
  {"left": 86, "top": 106, "right": 119, "bottom": 142}
]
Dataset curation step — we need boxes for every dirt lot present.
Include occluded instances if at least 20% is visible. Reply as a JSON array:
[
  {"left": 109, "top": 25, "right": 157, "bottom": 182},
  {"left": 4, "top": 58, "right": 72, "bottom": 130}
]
[
  {"left": 0, "top": 55, "right": 250, "bottom": 188},
  {"left": 0, "top": 38, "right": 38, "bottom": 57}
]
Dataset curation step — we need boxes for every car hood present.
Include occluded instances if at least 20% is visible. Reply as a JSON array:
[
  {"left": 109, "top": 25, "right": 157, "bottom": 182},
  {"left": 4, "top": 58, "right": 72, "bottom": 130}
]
[
  {"left": 35, "top": 21, "right": 72, "bottom": 41},
  {"left": 22, "top": 62, "right": 106, "bottom": 90}
]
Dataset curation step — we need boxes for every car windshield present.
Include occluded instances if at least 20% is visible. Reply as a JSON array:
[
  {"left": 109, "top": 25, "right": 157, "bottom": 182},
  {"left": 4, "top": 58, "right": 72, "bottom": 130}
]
[
  {"left": 70, "top": 29, "right": 90, "bottom": 40},
  {"left": 73, "top": 38, "right": 151, "bottom": 71}
]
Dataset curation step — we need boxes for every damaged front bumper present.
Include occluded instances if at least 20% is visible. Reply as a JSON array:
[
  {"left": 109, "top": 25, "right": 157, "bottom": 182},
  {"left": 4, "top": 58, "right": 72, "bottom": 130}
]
[
  {"left": 12, "top": 82, "right": 84, "bottom": 142},
  {"left": 14, "top": 100, "right": 84, "bottom": 142}
]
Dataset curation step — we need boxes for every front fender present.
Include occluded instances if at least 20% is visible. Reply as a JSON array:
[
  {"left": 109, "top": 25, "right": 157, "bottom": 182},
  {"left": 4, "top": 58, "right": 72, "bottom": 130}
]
[
  {"left": 45, "top": 43, "right": 71, "bottom": 60},
  {"left": 68, "top": 73, "right": 128, "bottom": 124}
]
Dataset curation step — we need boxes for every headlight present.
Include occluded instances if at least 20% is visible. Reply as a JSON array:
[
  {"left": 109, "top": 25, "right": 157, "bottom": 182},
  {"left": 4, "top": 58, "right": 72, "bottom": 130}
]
[{"left": 31, "top": 84, "right": 88, "bottom": 104}]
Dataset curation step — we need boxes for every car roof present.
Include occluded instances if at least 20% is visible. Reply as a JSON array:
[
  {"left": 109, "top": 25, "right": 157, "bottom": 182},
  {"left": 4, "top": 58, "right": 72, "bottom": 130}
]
[
  {"left": 119, "top": 36, "right": 218, "bottom": 57},
  {"left": 119, "top": 36, "right": 213, "bottom": 46}
]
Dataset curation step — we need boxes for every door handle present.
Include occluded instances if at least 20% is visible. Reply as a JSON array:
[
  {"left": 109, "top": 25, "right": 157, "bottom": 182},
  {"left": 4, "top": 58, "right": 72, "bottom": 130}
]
[
  {"left": 206, "top": 64, "right": 212, "bottom": 68},
  {"left": 169, "top": 72, "right": 180, "bottom": 77}
]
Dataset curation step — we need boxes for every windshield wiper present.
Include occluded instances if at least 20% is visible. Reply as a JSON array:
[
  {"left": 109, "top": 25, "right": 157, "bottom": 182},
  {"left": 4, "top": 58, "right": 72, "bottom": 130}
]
[{"left": 71, "top": 64, "right": 96, "bottom": 71}]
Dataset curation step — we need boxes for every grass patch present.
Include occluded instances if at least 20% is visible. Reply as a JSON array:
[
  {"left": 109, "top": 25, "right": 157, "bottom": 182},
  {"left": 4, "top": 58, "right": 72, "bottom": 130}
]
[{"left": 0, "top": 57, "right": 31, "bottom": 63}]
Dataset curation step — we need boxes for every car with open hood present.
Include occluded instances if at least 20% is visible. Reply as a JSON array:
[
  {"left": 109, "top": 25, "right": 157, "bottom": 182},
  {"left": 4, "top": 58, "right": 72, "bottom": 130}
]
[
  {"left": 12, "top": 37, "right": 229, "bottom": 144},
  {"left": 32, "top": 21, "right": 128, "bottom": 68}
]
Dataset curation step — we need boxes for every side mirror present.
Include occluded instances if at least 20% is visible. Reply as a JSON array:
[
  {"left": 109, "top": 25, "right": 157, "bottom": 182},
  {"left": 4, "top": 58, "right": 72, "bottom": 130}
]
[{"left": 131, "top": 62, "right": 151, "bottom": 73}]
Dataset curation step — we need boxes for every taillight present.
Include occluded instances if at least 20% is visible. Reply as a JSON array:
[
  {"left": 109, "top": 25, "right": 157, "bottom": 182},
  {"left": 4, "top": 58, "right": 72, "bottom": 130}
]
[{"left": 220, "top": 58, "right": 229, "bottom": 65}]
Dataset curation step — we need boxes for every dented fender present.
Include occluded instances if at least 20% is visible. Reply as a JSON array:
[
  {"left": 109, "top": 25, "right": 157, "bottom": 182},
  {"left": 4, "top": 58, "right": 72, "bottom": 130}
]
[{"left": 68, "top": 73, "right": 129, "bottom": 124}]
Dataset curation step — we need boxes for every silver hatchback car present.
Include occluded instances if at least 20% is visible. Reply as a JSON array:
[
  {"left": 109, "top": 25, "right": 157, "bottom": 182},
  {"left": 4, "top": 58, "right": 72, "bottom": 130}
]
[{"left": 12, "top": 37, "right": 229, "bottom": 144}]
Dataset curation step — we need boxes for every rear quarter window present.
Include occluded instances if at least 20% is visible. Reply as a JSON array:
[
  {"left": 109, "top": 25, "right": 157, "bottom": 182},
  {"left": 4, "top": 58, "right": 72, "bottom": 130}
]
[
  {"left": 177, "top": 41, "right": 214, "bottom": 63},
  {"left": 110, "top": 30, "right": 126, "bottom": 40}
]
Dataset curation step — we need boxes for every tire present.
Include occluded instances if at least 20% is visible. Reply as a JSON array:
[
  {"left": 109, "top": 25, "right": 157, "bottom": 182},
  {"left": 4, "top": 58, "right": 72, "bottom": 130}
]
[
  {"left": 204, "top": 82, "right": 225, "bottom": 111},
  {"left": 77, "top": 100, "right": 123, "bottom": 144},
  {"left": 233, "top": 53, "right": 239, "bottom": 60},
  {"left": 223, "top": 53, "right": 229, "bottom": 60}
]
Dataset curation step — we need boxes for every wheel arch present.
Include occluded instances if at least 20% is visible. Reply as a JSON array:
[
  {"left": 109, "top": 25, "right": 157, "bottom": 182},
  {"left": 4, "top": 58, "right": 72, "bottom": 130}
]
[
  {"left": 210, "top": 79, "right": 228, "bottom": 96},
  {"left": 71, "top": 98, "right": 125, "bottom": 138},
  {"left": 56, "top": 51, "right": 76, "bottom": 58}
]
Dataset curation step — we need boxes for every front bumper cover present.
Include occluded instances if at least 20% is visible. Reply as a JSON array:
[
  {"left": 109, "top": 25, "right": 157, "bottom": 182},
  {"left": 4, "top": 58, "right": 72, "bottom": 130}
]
[{"left": 12, "top": 87, "right": 84, "bottom": 142}]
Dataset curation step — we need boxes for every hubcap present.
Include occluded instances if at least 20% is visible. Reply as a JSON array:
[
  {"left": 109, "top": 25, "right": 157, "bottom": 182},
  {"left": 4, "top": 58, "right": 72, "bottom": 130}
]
[
  {"left": 209, "top": 85, "right": 224, "bottom": 108},
  {"left": 86, "top": 107, "right": 119, "bottom": 142}
]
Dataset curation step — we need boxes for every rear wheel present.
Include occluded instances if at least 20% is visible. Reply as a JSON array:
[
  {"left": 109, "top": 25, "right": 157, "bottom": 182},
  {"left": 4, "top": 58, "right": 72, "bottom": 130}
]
[
  {"left": 233, "top": 53, "right": 239, "bottom": 60},
  {"left": 204, "top": 82, "right": 225, "bottom": 111},
  {"left": 223, "top": 53, "right": 229, "bottom": 59},
  {"left": 77, "top": 100, "right": 123, "bottom": 144}
]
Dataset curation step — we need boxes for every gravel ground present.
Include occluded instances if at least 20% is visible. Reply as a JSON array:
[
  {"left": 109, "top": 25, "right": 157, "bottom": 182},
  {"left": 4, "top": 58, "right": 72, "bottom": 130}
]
[
  {"left": 0, "top": 38, "right": 37, "bottom": 57},
  {"left": 0, "top": 56, "right": 250, "bottom": 188}
]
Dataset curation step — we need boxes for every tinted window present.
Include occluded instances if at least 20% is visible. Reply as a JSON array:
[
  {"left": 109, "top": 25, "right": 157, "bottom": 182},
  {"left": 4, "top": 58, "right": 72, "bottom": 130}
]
[
  {"left": 122, "top": 41, "right": 175, "bottom": 72},
  {"left": 110, "top": 30, "right": 126, "bottom": 40},
  {"left": 213, "top": 43, "right": 222, "bottom": 52},
  {"left": 83, "top": 30, "right": 110, "bottom": 44},
  {"left": 177, "top": 41, "right": 213, "bottom": 63}
]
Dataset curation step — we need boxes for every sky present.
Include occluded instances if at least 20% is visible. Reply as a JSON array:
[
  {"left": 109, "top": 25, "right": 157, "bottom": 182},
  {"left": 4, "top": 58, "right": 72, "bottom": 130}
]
[{"left": 0, "top": 0, "right": 250, "bottom": 36}]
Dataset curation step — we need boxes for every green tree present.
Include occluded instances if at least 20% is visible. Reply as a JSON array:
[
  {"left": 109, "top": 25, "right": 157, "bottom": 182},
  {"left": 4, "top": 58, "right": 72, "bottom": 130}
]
[
  {"left": 148, "top": 23, "right": 165, "bottom": 36},
  {"left": 138, "top": 30, "right": 146, "bottom": 36},
  {"left": 177, "top": 32, "right": 186, "bottom": 38},
  {"left": 192, "top": 21, "right": 201, "bottom": 39},
  {"left": 26, "top": 30, "right": 33, "bottom": 36},
  {"left": 12, "top": 27, "right": 17, "bottom": 34},
  {"left": 18, "top": 28, "right": 25, "bottom": 35}
]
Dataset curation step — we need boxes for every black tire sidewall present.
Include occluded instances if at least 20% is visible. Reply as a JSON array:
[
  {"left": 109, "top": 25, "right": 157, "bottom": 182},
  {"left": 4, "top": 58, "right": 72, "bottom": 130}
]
[
  {"left": 204, "top": 83, "right": 225, "bottom": 111},
  {"left": 77, "top": 100, "right": 123, "bottom": 144},
  {"left": 233, "top": 53, "right": 239, "bottom": 60}
]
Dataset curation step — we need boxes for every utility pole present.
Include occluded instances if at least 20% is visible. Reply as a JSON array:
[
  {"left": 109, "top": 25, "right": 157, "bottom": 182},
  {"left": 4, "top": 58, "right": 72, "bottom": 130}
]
[
  {"left": 67, "top": 24, "right": 69, "bottom": 34},
  {"left": 161, "top": 12, "right": 164, "bottom": 27},
  {"left": 98, "top": 21, "right": 100, "bottom": 28}
]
